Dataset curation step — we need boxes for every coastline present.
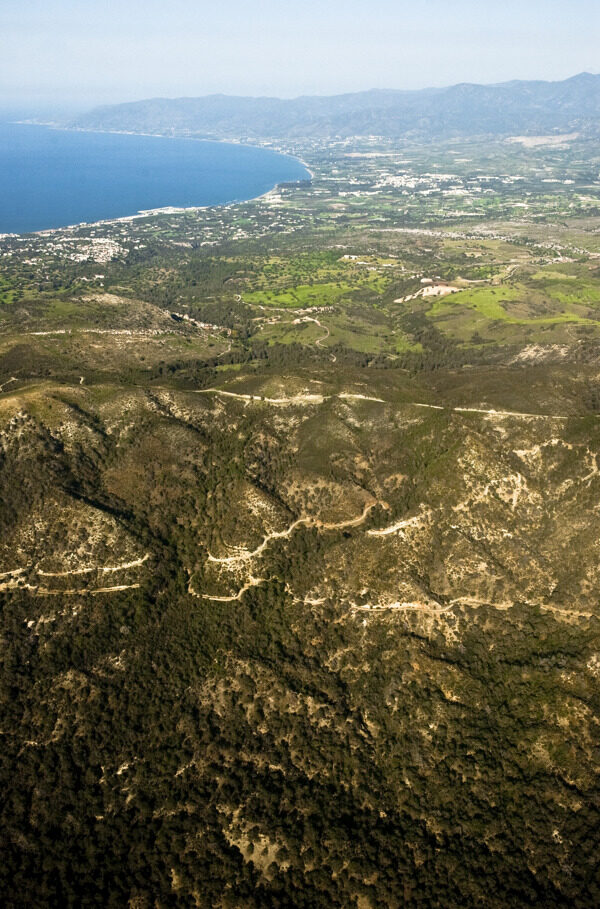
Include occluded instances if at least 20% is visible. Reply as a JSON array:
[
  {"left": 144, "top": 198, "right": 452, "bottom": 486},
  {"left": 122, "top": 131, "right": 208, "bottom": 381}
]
[
  {"left": 3, "top": 123, "right": 313, "bottom": 238},
  {"left": 51, "top": 122, "right": 316, "bottom": 184},
  {"left": 21, "top": 120, "right": 315, "bottom": 177}
]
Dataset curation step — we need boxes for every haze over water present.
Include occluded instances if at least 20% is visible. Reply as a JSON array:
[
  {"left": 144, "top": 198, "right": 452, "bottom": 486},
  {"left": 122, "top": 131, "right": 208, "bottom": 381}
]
[{"left": 0, "top": 124, "right": 309, "bottom": 234}]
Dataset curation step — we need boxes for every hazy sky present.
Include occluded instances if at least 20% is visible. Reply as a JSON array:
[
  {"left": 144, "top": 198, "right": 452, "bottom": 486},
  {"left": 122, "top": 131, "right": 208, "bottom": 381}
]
[{"left": 1, "top": 0, "right": 598, "bottom": 112}]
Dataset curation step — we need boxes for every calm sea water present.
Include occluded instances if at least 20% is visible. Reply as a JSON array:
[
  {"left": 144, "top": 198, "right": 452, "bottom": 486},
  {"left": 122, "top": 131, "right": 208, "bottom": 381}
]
[{"left": 0, "top": 123, "right": 309, "bottom": 234}]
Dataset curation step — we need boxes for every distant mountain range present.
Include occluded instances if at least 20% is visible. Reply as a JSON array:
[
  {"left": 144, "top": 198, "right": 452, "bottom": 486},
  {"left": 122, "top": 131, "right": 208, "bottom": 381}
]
[{"left": 71, "top": 73, "right": 600, "bottom": 141}]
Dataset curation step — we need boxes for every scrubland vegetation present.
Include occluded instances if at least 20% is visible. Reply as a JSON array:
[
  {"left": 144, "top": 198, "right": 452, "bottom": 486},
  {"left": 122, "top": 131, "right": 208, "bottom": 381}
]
[{"left": 2, "top": 132, "right": 600, "bottom": 906}]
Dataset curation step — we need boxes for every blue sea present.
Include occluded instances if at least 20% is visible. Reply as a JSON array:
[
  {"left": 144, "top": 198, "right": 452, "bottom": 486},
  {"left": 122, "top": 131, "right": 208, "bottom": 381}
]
[{"left": 0, "top": 123, "right": 309, "bottom": 234}]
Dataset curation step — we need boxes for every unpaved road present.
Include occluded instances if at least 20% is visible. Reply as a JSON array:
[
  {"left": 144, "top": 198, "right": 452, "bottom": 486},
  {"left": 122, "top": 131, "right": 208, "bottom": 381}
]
[
  {"left": 197, "top": 388, "right": 326, "bottom": 406},
  {"left": 197, "top": 387, "right": 574, "bottom": 420},
  {"left": 198, "top": 389, "right": 385, "bottom": 407},
  {"left": 367, "top": 509, "right": 429, "bottom": 537},
  {"left": 208, "top": 501, "right": 378, "bottom": 565},
  {"left": 413, "top": 403, "right": 570, "bottom": 420},
  {"left": 38, "top": 553, "right": 150, "bottom": 578},
  {"left": 0, "top": 575, "right": 141, "bottom": 596},
  {"left": 37, "top": 583, "right": 141, "bottom": 597},
  {"left": 351, "top": 600, "right": 453, "bottom": 615},
  {"left": 0, "top": 377, "right": 575, "bottom": 422},
  {"left": 192, "top": 575, "right": 271, "bottom": 602},
  {"left": 293, "top": 315, "right": 336, "bottom": 362},
  {"left": 1, "top": 554, "right": 149, "bottom": 596},
  {"left": 0, "top": 377, "right": 17, "bottom": 394}
]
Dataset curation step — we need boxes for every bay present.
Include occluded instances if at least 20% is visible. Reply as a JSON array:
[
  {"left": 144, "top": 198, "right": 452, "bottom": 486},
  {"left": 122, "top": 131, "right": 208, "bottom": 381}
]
[{"left": 0, "top": 123, "right": 309, "bottom": 234}]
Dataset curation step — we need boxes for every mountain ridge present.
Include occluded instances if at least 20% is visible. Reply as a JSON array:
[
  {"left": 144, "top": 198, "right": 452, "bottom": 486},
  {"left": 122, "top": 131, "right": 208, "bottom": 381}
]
[{"left": 71, "top": 72, "right": 600, "bottom": 140}]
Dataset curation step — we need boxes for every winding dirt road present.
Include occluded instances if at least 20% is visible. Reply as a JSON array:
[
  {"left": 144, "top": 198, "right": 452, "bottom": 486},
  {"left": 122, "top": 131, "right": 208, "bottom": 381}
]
[
  {"left": 196, "top": 387, "right": 574, "bottom": 421},
  {"left": 197, "top": 389, "right": 385, "bottom": 407},
  {"left": 0, "top": 377, "right": 17, "bottom": 394},
  {"left": 207, "top": 501, "right": 378, "bottom": 565},
  {"left": 192, "top": 575, "right": 271, "bottom": 602},
  {"left": 38, "top": 554, "right": 150, "bottom": 578}
]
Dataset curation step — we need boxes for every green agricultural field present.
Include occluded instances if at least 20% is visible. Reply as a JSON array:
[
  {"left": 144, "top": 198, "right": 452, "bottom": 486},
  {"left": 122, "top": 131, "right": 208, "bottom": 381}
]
[
  {"left": 425, "top": 270, "right": 600, "bottom": 345},
  {"left": 245, "top": 275, "right": 391, "bottom": 307}
]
